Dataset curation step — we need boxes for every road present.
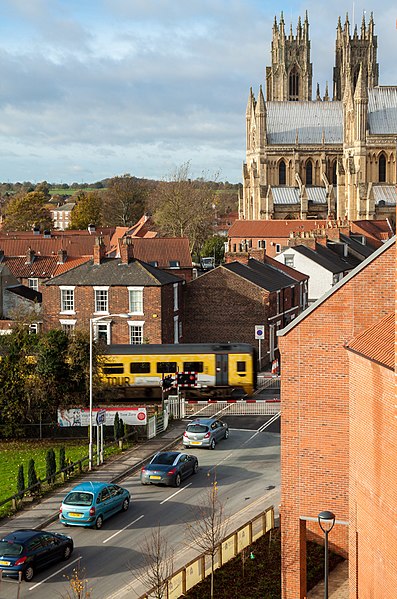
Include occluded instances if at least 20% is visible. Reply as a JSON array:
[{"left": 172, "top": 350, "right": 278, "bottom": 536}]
[{"left": 0, "top": 415, "right": 280, "bottom": 599}]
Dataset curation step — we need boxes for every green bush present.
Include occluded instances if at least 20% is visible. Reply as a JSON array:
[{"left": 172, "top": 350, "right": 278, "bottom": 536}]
[
  {"left": 16, "top": 464, "right": 25, "bottom": 497},
  {"left": 27, "top": 459, "right": 38, "bottom": 491},
  {"left": 59, "top": 446, "right": 66, "bottom": 472},
  {"left": 114, "top": 412, "right": 120, "bottom": 440}
]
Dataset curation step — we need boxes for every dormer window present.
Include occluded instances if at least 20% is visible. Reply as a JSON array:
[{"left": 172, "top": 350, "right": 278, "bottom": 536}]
[
  {"left": 169, "top": 260, "right": 180, "bottom": 269},
  {"left": 149, "top": 261, "right": 158, "bottom": 267}
]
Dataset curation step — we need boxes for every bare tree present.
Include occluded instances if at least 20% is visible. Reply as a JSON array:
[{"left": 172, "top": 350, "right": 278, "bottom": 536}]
[
  {"left": 62, "top": 563, "right": 91, "bottom": 598},
  {"left": 186, "top": 477, "right": 229, "bottom": 599},
  {"left": 136, "top": 525, "right": 174, "bottom": 599}
]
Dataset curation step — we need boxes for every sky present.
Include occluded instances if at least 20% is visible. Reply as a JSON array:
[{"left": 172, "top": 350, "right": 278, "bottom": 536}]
[{"left": 0, "top": 0, "right": 395, "bottom": 185}]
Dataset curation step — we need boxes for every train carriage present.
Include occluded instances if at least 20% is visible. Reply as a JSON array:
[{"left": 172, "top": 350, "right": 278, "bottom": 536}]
[{"left": 100, "top": 343, "right": 256, "bottom": 398}]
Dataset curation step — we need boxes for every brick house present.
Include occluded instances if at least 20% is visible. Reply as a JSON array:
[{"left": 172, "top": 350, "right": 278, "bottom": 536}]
[
  {"left": 0, "top": 264, "right": 41, "bottom": 333},
  {"left": 184, "top": 255, "right": 308, "bottom": 366},
  {"left": 277, "top": 235, "right": 395, "bottom": 598},
  {"left": 42, "top": 237, "right": 184, "bottom": 344}
]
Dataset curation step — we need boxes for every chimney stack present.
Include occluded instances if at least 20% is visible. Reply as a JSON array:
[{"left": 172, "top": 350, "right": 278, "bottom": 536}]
[
  {"left": 57, "top": 249, "right": 67, "bottom": 264},
  {"left": 120, "top": 236, "right": 134, "bottom": 264},
  {"left": 25, "top": 247, "right": 35, "bottom": 265},
  {"left": 93, "top": 236, "right": 106, "bottom": 265}
]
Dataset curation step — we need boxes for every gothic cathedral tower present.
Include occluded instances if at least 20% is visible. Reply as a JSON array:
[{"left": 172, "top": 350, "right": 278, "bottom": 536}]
[
  {"left": 333, "top": 13, "right": 378, "bottom": 100},
  {"left": 266, "top": 12, "right": 312, "bottom": 101}
]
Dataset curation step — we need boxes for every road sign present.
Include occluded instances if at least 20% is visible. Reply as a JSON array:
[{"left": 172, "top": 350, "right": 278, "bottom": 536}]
[
  {"left": 255, "top": 325, "right": 265, "bottom": 339},
  {"left": 96, "top": 409, "right": 106, "bottom": 425}
]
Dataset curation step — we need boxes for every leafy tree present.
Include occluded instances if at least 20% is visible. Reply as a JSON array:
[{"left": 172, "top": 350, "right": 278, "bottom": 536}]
[
  {"left": 35, "top": 181, "right": 50, "bottom": 199},
  {"left": 118, "top": 418, "right": 125, "bottom": 439},
  {"left": 149, "top": 162, "right": 217, "bottom": 254},
  {"left": 102, "top": 175, "right": 148, "bottom": 226},
  {"left": 27, "top": 458, "right": 38, "bottom": 490},
  {"left": 17, "top": 464, "right": 25, "bottom": 497},
  {"left": 200, "top": 235, "right": 226, "bottom": 265},
  {"left": 2, "top": 190, "right": 53, "bottom": 231},
  {"left": 69, "top": 191, "right": 103, "bottom": 229}
]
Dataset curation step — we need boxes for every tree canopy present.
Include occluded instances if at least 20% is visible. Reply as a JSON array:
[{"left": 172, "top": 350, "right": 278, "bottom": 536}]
[
  {"left": 69, "top": 190, "right": 104, "bottom": 229},
  {"left": 2, "top": 190, "right": 53, "bottom": 231},
  {"left": 102, "top": 175, "right": 148, "bottom": 227}
]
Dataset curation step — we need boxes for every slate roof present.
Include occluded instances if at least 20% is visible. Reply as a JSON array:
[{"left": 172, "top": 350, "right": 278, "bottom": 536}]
[
  {"left": 368, "top": 87, "right": 397, "bottom": 135},
  {"left": 6, "top": 285, "right": 42, "bottom": 302},
  {"left": 346, "top": 312, "right": 394, "bottom": 370},
  {"left": 223, "top": 259, "right": 299, "bottom": 291},
  {"left": 228, "top": 220, "right": 327, "bottom": 238},
  {"left": 339, "top": 234, "right": 376, "bottom": 259},
  {"left": 266, "top": 101, "right": 343, "bottom": 145},
  {"left": 45, "top": 258, "right": 181, "bottom": 287},
  {"left": 293, "top": 244, "right": 358, "bottom": 273}
]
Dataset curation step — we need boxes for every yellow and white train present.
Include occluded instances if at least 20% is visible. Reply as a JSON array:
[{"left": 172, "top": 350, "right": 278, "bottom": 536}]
[{"left": 99, "top": 343, "right": 256, "bottom": 398}]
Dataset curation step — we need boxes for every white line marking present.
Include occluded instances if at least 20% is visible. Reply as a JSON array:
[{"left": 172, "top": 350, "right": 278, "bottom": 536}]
[
  {"left": 160, "top": 483, "right": 192, "bottom": 504},
  {"left": 28, "top": 555, "right": 82, "bottom": 590},
  {"left": 103, "top": 514, "right": 144, "bottom": 544}
]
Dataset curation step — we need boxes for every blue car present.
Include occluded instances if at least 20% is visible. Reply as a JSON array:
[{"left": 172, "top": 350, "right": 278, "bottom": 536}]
[
  {"left": 59, "top": 481, "right": 130, "bottom": 529},
  {"left": 0, "top": 529, "right": 73, "bottom": 581}
]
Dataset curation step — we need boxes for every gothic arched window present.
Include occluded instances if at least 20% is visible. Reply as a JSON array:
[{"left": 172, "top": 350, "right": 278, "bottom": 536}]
[
  {"left": 289, "top": 66, "right": 299, "bottom": 101},
  {"left": 279, "top": 160, "right": 286, "bottom": 185},
  {"left": 305, "top": 160, "right": 313, "bottom": 185},
  {"left": 379, "top": 153, "right": 386, "bottom": 182}
]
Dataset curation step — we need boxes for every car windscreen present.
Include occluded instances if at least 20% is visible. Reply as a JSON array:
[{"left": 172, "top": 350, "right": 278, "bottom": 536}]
[
  {"left": 0, "top": 541, "right": 23, "bottom": 557},
  {"left": 152, "top": 454, "right": 176, "bottom": 465},
  {"left": 186, "top": 424, "right": 208, "bottom": 433},
  {"left": 63, "top": 491, "right": 93, "bottom": 506}
]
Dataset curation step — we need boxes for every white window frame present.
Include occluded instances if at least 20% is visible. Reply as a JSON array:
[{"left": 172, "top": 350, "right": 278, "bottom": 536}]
[
  {"left": 29, "top": 323, "right": 39, "bottom": 334},
  {"left": 94, "top": 286, "right": 109, "bottom": 314},
  {"left": 173, "top": 283, "right": 178, "bottom": 312},
  {"left": 94, "top": 321, "right": 111, "bottom": 344},
  {"left": 128, "top": 320, "right": 144, "bottom": 345},
  {"left": 28, "top": 278, "right": 39, "bottom": 291},
  {"left": 59, "top": 319, "right": 77, "bottom": 334},
  {"left": 128, "top": 286, "right": 144, "bottom": 315},
  {"left": 60, "top": 286, "right": 75, "bottom": 314},
  {"left": 284, "top": 254, "right": 294, "bottom": 268},
  {"left": 275, "top": 244, "right": 281, "bottom": 253},
  {"left": 174, "top": 315, "right": 179, "bottom": 343}
]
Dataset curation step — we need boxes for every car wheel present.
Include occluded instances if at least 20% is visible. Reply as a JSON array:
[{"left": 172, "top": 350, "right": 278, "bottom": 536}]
[
  {"left": 193, "top": 461, "right": 199, "bottom": 474},
  {"left": 209, "top": 438, "right": 216, "bottom": 450},
  {"left": 95, "top": 515, "right": 104, "bottom": 530},
  {"left": 174, "top": 473, "right": 181, "bottom": 487},
  {"left": 23, "top": 565, "right": 34, "bottom": 582},
  {"left": 122, "top": 498, "right": 129, "bottom": 512},
  {"left": 224, "top": 429, "right": 229, "bottom": 439},
  {"left": 63, "top": 544, "right": 72, "bottom": 560}
]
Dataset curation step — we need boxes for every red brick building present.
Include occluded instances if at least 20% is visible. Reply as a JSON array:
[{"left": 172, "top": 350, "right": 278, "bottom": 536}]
[
  {"left": 277, "top": 236, "right": 395, "bottom": 598},
  {"left": 43, "top": 237, "right": 184, "bottom": 345}
]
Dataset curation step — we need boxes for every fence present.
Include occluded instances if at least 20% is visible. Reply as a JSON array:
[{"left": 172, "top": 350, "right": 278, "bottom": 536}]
[
  {"left": 257, "top": 375, "right": 281, "bottom": 390},
  {"left": 139, "top": 505, "right": 275, "bottom": 599},
  {"left": 185, "top": 400, "right": 280, "bottom": 417}
]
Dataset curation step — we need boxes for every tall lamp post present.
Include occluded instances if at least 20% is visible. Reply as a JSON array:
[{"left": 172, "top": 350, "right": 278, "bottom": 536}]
[
  {"left": 318, "top": 510, "right": 336, "bottom": 599},
  {"left": 89, "top": 313, "right": 129, "bottom": 471}
]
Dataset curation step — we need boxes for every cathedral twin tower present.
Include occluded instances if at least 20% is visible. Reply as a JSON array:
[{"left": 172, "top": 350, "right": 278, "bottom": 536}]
[{"left": 241, "top": 12, "right": 396, "bottom": 223}]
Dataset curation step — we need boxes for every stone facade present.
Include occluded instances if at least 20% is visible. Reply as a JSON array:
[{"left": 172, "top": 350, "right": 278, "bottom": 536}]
[{"left": 242, "top": 12, "right": 396, "bottom": 224}]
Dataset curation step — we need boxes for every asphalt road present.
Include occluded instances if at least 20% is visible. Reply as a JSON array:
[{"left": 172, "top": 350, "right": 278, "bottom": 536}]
[{"left": 1, "top": 415, "right": 280, "bottom": 599}]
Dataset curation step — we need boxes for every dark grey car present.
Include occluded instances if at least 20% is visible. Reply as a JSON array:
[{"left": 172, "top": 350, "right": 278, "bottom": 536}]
[{"left": 182, "top": 418, "right": 229, "bottom": 449}]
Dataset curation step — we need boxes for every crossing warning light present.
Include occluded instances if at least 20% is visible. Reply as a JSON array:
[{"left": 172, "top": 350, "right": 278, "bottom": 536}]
[{"left": 176, "top": 372, "right": 198, "bottom": 387}]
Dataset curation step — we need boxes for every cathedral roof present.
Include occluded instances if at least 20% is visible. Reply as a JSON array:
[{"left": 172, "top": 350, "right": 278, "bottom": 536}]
[
  {"left": 368, "top": 87, "right": 397, "bottom": 134},
  {"left": 372, "top": 184, "right": 396, "bottom": 206},
  {"left": 266, "top": 101, "right": 343, "bottom": 144},
  {"left": 272, "top": 187, "right": 300, "bottom": 204}
]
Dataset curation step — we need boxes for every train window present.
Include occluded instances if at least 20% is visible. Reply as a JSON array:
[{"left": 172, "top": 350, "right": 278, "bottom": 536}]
[
  {"left": 236, "top": 361, "right": 246, "bottom": 372},
  {"left": 102, "top": 363, "right": 124, "bottom": 374},
  {"left": 130, "top": 362, "right": 151, "bottom": 374},
  {"left": 156, "top": 362, "right": 177, "bottom": 374},
  {"left": 183, "top": 362, "right": 204, "bottom": 373}
]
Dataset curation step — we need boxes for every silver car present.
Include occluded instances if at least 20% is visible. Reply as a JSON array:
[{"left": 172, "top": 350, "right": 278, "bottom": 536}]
[{"left": 183, "top": 418, "right": 229, "bottom": 449}]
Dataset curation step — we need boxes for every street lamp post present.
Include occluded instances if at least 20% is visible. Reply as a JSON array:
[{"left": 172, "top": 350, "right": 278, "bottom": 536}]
[
  {"left": 89, "top": 313, "right": 129, "bottom": 471},
  {"left": 318, "top": 510, "right": 336, "bottom": 599}
]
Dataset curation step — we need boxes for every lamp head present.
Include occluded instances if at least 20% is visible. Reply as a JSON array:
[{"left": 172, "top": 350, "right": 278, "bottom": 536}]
[{"left": 318, "top": 510, "right": 336, "bottom": 533}]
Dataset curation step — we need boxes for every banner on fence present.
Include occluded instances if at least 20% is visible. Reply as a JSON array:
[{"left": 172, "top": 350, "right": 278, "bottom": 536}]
[{"left": 58, "top": 407, "right": 147, "bottom": 427}]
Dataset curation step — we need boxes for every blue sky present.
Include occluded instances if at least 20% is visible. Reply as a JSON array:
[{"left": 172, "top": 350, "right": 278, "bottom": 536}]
[{"left": 0, "top": 0, "right": 395, "bottom": 184}]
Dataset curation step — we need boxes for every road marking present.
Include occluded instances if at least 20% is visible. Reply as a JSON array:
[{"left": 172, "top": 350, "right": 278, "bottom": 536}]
[
  {"left": 28, "top": 555, "right": 82, "bottom": 590},
  {"left": 103, "top": 514, "right": 144, "bottom": 544},
  {"left": 241, "top": 412, "right": 281, "bottom": 445},
  {"left": 160, "top": 483, "right": 192, "bottom": 504}
]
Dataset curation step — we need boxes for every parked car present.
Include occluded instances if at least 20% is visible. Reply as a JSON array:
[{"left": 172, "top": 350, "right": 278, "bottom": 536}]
[
  {"left": 140, "top": 451, "right": 199, "bottom": 487},
  {"left": 59, "top": 481, "right": 130, "bottom": 529},
  {"left": 0, "top": 529, "right": 73, "bottom": 581},
  {"left": 183, "top": 417, "right": 229, "bottom": 449}
]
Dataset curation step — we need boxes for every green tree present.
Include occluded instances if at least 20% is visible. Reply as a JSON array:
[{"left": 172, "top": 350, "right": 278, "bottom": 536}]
[
  {"left": 35, "top": 181, "right": 50, "bottom": 199},
  {"left": 59, "top": 446, "right": 66, "bottom": 472},
  {"left": 27, "top": 458, "right": 38, "bottom": 490},
  {"left": 200, "top": 235, "right": 226, "bottom": 265},
  {"left": 102, "top": 175, "right": 148, "bottom": 226},
  {"left": 69, "top": 191, "right": 103, "bottom": 229},
  {"left": 149, "top": 162, "right": 217, "bottom": 254},
  {"left": 114, "top": 412, "right": 120, "bottom": 440},
  {"left": 2, "top": 190, "right": 53, "bottom": 231},
  {"left": 17, "top": 464, "right": 25, "bottom": 497}
]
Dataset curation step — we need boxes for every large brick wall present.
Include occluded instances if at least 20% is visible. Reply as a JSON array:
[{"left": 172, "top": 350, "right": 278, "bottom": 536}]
[
  {"left": 278, "top": 241, "right": 395, "bottom": 598},
  {"left": 348, "top": 353, "right": 396, "bottom": 598},
  {"left": 42, "top": 283, "right": 179, "bottom": 344}
]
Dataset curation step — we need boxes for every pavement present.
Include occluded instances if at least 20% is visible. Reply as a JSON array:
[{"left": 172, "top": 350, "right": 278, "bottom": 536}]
[{"left": 0, "top": 419, "right": 187, "bottom": 535}]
